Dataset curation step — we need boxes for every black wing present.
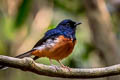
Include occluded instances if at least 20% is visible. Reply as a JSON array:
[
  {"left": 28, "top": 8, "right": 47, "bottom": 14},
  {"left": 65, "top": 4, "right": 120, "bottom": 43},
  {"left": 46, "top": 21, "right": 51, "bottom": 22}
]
[
  {"left": 33, "top": 36, "right": 46, "bottom": 48},
  {"left": 33, "top": 29, "right": 62, "bottom": 48}
]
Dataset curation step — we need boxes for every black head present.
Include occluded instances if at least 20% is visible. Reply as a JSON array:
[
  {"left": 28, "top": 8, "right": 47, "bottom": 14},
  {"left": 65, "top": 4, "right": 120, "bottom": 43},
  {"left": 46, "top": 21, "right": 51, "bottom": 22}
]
[{"left": 57, "top": 19, "right": 82, "bottom": 29}]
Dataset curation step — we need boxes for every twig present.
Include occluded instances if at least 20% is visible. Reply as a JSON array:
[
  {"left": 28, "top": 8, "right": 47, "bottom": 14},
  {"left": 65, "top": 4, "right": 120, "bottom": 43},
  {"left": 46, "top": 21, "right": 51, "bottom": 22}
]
[{"left": 0, "top": 55, "right": 120, "bottom": 79}]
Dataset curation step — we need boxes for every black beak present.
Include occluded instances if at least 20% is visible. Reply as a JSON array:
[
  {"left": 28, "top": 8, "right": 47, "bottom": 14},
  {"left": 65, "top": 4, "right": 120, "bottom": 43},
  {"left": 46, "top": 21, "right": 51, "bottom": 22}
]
[{"left": 74, "top": 22, "right": 82, "bottom": 26}]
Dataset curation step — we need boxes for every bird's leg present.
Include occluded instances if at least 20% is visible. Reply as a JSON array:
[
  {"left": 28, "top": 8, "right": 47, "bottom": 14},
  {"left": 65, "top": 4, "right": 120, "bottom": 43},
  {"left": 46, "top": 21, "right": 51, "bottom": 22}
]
[
  {"left": 58, "top": 60, "right": 65, "bottom": 67},
  {"left": 57, "top": 60, "right": 71, "bottom": 71},
  {"left": 49, "top": 58, "right": 53, "bottom": 65},
  {"left": 49, "top": 59, "right": 59, "bottom": 70}
]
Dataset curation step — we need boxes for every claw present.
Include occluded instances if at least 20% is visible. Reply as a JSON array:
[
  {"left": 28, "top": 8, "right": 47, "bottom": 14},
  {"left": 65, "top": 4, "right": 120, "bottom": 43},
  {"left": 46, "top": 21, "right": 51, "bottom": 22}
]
[
  {"left": 50, "top": 64, "right": 59, "bottom": 71},
  {"left": 49, "top": 59, "right": 59, "bottom": 71},
  {"left": 61, "top": 65, "right": 71, "bottom": 71},
  {"left": 57, "top": 60, "right": 71, "bottom": 71}
]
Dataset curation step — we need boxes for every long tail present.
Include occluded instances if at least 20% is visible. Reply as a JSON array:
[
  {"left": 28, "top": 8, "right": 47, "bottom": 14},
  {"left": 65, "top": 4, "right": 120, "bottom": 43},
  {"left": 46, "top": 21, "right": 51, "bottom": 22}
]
[{"left": 0, "top": 49, "right": 35, "bottom": 70}]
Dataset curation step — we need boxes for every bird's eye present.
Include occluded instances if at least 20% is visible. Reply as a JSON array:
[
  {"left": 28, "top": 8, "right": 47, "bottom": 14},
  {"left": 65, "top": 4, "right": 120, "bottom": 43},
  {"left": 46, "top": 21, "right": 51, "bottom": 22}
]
[{"left": 66, "top": 23, "right": 70, "bottom": 26}]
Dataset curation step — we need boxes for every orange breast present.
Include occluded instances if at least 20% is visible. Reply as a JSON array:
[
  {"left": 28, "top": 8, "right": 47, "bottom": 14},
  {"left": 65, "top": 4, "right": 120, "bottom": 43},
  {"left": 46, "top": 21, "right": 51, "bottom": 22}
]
[{"left": 32, "top": 35, "right": 76, "bottom": 60}]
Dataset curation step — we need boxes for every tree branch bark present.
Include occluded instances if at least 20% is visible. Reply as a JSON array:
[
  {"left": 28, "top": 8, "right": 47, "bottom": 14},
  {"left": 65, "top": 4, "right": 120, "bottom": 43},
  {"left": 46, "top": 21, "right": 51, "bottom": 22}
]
[{"left": 0, "top": 55, "right": 120, "bottom": 79}]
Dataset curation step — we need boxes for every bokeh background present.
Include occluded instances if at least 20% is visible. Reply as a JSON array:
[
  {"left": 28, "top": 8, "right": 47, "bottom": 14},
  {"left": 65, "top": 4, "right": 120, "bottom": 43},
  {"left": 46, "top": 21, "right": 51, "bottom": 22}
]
[{"left": 0, "top": 0, "right": 120, "bottom": 80}]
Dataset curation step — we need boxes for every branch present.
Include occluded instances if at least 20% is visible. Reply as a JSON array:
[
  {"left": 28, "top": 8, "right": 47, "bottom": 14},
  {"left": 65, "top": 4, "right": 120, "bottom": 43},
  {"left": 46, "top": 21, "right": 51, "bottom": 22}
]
[{"left": 0, "top": 55, "right": 120, "bottom": 79}]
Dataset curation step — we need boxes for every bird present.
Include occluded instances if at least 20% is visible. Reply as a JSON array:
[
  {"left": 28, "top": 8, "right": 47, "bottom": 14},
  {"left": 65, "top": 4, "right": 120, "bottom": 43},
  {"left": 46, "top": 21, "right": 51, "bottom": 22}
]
[{"left": 0, "top": 19, "right": 81, "bottom": 70}]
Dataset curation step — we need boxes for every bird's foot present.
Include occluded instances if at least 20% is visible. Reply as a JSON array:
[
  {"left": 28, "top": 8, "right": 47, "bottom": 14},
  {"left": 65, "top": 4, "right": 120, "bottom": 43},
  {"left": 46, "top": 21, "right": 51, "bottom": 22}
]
[
  {"left": 61, "top": 65, "right": 71, "bottom": 71},
  {"left": 50, "top": 64, "right": 60, "bottom": 71},
  {"left": 57, "top": 60, "right": 71, "bottom": 71}
]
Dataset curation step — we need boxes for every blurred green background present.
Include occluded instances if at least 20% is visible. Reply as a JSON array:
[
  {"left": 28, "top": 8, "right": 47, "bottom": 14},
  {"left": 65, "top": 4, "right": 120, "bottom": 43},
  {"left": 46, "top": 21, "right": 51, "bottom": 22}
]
[{"left": 0, "top": 0, "right": 120, "bottom": 80}]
